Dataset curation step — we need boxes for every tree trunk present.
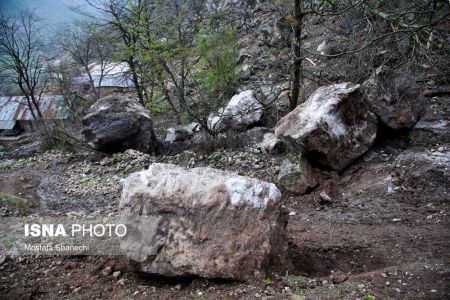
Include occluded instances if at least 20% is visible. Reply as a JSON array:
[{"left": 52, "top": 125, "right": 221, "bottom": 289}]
[
  {"left": 85, "top": 65, "right": 100, "bottom": 100},
  {"left": 290, "top": 0, "right": 303, "bottom": 111},
  {"left": 127, "top": 58, "right": 145, "bottom": 106}
]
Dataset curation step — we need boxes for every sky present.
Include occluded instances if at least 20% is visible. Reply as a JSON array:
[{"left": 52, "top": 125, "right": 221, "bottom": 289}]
[{"left": 0, "top": 0, "right": 98, "bottom": 36}]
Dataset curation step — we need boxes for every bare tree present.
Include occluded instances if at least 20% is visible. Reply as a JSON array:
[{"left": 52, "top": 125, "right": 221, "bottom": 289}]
[
  {"left": 74, "top": 0, "right": 150, "bottom": 105},
  {"left": 0, "top": 10, "right": 48, "bottom": 120},
  {"left": 57, "top": 21, "right": 112, "bottom": 100},
  {"left": 289, "top": 0, "right": 304, "bottom": 110},
  {"left": 279, "top": 0, "right": 450, "bottom": 109}
]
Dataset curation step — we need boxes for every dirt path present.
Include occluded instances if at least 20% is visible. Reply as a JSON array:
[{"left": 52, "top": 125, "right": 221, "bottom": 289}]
[{"left": 0, "top": 97, "right": 449, "bottom": 299}]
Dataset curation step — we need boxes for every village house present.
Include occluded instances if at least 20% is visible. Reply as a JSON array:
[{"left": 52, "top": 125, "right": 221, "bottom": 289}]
[
  {"left": 73, "top": 62, "right": 134, "bottom": 95},
  {"left": 0, "top": 95, "right": 70, "bottom": 136}
]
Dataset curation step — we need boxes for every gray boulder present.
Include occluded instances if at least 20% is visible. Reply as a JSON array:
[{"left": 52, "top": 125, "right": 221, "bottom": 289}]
[
  {"left": 164, "top": 122, "right": 200, "bottom": 143},
  {"left": 82, "top": 95, "right": 158, "bottom": 154},
  {"left": 275, "top": 83, "right": 377, "bottom": 171},
  {"left": 207, "top": 90, "right": 263, "bottom": 132},
  {"left": 363, "top": 66, "right": 426, "bottom": 129},
  {"left": 277, "top": 154, "right": 318, "bottom": 195},
  {"left": 119, "top": 163, "right": 289, "bottom": 280}
]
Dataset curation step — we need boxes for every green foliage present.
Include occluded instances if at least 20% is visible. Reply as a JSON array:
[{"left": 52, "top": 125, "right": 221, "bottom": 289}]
[
  {"left": 156, "top": 127, "right": 166, "bottom": 135},
  {"left": 0, "top": 192, "right": 29, "bottom": 216},
  {"left": 1, "top": 145, "right": 13, "bottom": 152},
  {"left": 78, "top": 177, "right": 105, "bottom": 188},
  {"left": 111, "top": 155, "right": 120, "bottom": 165},
  {"left": 146, "top": 96, "right": 170, "bottom": 116},
  {"left": 40, "top": 130, "right": 75, "bottom": 153},
  {"left": 195, "top": 131, "right": 245, "bottom": 155},
  {"left": 364, "top": 295, "right": 376, "bottom": 300},
  {"left": 179, "top": 113, "right": 191, "bottom": 126},
  {"left": 194, "top": 26, "right": 239, "bottom": 101},
  {"left": 263, "top": 276, "right": 273, "bottom": 285}
]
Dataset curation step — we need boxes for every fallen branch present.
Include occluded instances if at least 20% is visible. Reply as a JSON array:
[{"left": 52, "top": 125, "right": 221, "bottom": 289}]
[{"left": 423, "top": 87, "right": 450, "bottom": 97}]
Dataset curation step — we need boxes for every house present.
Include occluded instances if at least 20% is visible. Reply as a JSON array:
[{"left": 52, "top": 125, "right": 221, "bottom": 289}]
[
  {"left": 73, "top": 62, "right": 134, "bottom": 94},
  {"left": 0, "top": 95, "right": 70, "bottom": 135}
]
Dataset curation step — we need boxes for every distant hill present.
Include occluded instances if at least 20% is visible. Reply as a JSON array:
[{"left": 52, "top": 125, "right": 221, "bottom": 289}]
[{"left": 0, "top": 0, "right": 98, "bottom": 37}]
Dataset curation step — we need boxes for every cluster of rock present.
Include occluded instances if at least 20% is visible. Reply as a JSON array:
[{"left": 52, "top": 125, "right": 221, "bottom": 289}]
[{"left": 79, "top": 65, "right": 425, "bottom": 281}]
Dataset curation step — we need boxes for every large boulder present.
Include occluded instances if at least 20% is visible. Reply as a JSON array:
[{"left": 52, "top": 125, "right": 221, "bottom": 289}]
[
  {"left": 275, "top": 83, "right": 377, "bottom": 171},
  {"left": 363, "top": 66, "right": 426, "bottom": 129},
  {"left": 119, "top": 163, "right": 289, "bottom": 280},
  {"left": 82, "top": 95, "right": 158, "bottom": 154},
  {"left": 207, "top": 90, "right": 263, "bottom": 132}
]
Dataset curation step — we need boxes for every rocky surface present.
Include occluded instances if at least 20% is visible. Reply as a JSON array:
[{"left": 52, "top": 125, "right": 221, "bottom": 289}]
[
  {"left": 0, "top": 92, "right": 449, "bottom": 299},
  {"left": 82, "top": 95, "right": 159, "bottom": 154},
  {"left": 275, "top": 83, "right": 378, "bottom": 171},
  {"left": 363, "top": 66, "right": 426, "bottom": 129},
  {"left": 164, "top": 122, "right": 200, "bottom": 143},
  {"left": 277, "top": 154, "right": 318, "bottom": 195},
  {"left": 0, "top": 0, "right": 448, "bottom": 296},
  {"left": 208, "top": 90, "right": 263, "bottom": 132},
  {"left": 120, "top": 163, "right": 288, "bottom": 280}
]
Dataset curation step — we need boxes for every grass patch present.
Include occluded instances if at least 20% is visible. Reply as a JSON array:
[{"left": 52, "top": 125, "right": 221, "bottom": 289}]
[
  {"left": 78, "top": 177, "right": 105, "bottom": 187},
  {"left": 40, "top": 131, "right": 75, "bottom": 153},
  {"left": 0, "top": 191, "right": 29, "bottom": 216},
  {"left": 283, "top": 275, "right": 316, "bottom": 294},
  {"left": 1, "top": 145, "right": 13, "bottom": 152},
  {"left": 311, "top": 282, "right": 358, "bottom": 297}
]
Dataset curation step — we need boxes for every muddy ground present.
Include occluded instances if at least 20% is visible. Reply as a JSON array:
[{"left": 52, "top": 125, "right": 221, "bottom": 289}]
[{"left": 0, "top": 96, "right": 449, "bottom": 300}]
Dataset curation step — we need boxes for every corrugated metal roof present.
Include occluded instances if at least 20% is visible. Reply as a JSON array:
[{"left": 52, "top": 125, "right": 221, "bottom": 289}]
[
  {"left": 74, "top": 73, "right": 134, "bottom": 88},
  {"left": 0, "top": 95, "right": 70, "bottom": 129},
  {"left": 0, "top": 120, "right": 16, "bottom": 130},
  {"left": 74, "top": 62, "right": 134, "bottom": 88}
]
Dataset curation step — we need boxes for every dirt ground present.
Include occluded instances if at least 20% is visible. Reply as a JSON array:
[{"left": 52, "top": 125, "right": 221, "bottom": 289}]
[{"left": 0, "top": 96, "right": 449, "bottom": 300}]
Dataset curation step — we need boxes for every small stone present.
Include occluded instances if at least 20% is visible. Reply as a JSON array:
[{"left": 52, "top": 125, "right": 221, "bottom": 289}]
[
  {"left": 101, "top": 266, "right": 112, "bottom": 276},
  {"left": 289, "top": 295, "right": 305, "bottom": 300},
  {"left": 319, "top": 191, "right": 332, "bottom": 202},
  {"left": 112, "top": 271, "right": 121, "bottom": 279},
  {"left": 331, "top": 272, "right": 348, "bottom": 284},
  {"left": 73, "top": 287, "right": 81, "bottom": 293},
  {"left": 381, "top": 272, "right": 387, "bottom": 278},
  {"left": 265, "top": 286, "right": 275, "bottom": 295},
  {"left": 289, "top": 211, "right": 296, "bottom": 216},
  {"left": 392, "top": 218, "right": 401, "bottom": 222},
  {"left": 117, "top": 278, "right": 126, "bottom": 285}
]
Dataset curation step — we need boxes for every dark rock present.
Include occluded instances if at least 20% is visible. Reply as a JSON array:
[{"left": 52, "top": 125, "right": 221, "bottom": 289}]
[
  {"left": 164, "top": 123, "right": 200, "bottom": 143},
  {"left": 363, "top": 66, "right": 426, "bottom": 129},
  {"left": 82, "top": 95, "right": 159, "bottom": 154}
]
